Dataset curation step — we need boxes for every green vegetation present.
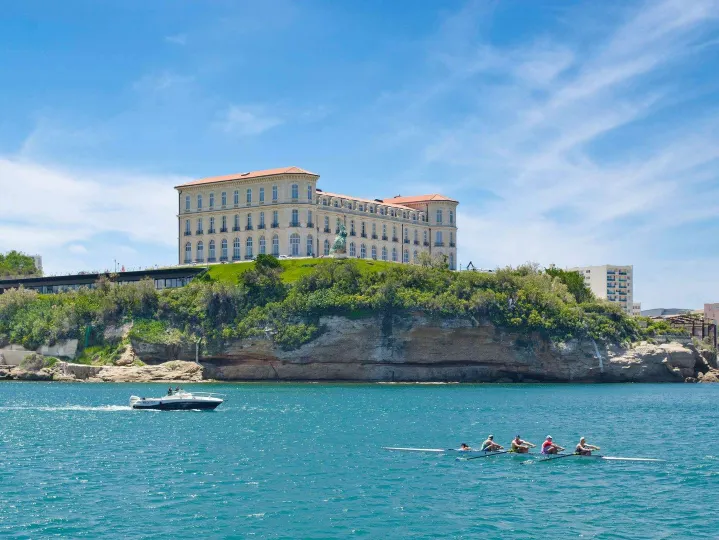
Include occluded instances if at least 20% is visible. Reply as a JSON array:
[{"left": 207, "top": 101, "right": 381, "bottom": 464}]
[
  {"left": 0, "top": 251, "right": 40, "bottom": 278},
  {"left": 0, "top": 257, "right": 661, "bottom": 357}
]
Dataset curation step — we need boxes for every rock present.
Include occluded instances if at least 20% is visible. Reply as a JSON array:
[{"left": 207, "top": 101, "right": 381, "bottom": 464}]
[
  {"left": 114, "top": 344, "right": 137, "bottom": 366},
  {"left": 0, "top": 352, "right": 5, "bottom": 365},
  {"left": 13, "top": 368, "right": 53, "bottom": 381},
  {"left": 37, "top": 339, "right": 78, "bottom": 360},
  {"left": 19, "top": 352, "right": 45, "bottom": 371},
  {"left": 103, "top": 323, "right": 133, "bottom": 343},
  {"left": 700, "top": 370, "right": 719, "bottom": 383},
  {"left": 659, "top": 343, "right": 696, "bottom": 370},
  {"left": 684, "top": 377, "right": 698, "bottom": 383},
  {"left": 91, "top": 360, "right": 204, "bottom": 383}
]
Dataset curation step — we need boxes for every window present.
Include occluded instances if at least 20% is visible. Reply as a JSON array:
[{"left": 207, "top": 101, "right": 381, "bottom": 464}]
[
  {"left": 450, "top": 232, "right": 454, "bottom": 245},
  {"left": 185, "top": 219, "right": 191, "bottom": 234},
  {"left": 307, "top": 235, "right": 314, "bottom": 256},
  {"left": 371, "top": 246, "right": 377, "bottom": 260},
  {"left": 196, "top": 241, "right": 204, "bottom": 261},
  {"left": 436, "top": 209, "right": 443, "bottom": 224},
  {"left": 308, "top": 210, "right": 313, "bottom": 225},
  {"left": 209, "top": 217, "right": 215, "bottom": 232},
  {"left": 291, "top": 184, "right": 299, "bottom": 199},
  {"left": 246, "top": 188, "right": 252, "bottom": 204},
  {"left": 259, "top": 187, "right": 265, "bottom": 203},
  {"left": 414, "top": 230, "right": 418, "bottom": 243},
  {"left": 324, "top": 239, "right": 330, "bottom": 256},
  {"left": 272, "top": 185, "right": 278, "bottom": 201},
  {"left": 260, "top": 212, "right": 265, "bottom": 228},
  {"left": 209, "top": 240, "right": 216, "bottom": 261},
  {"left": 272, "top": 210, "right": 279, "bottom": 226},
  {"left": 324, "top": 216, "right": 329, "bottom": 231},
  {"left": 197, "top": 194, "right": 203, "bottom": 210},
  {"left": 382, "top": 224, "right": 386, "bottom": 237},
  {"left": 361, "top": 222, "right": 366, "bottom": 235},
  {"left": 292, "top": 209, "right": 299, "bottom": 225},
  {"left": 234, "top": 214, "right": 240, "bottom": 230},
  {"left": 372, "top": 223, "right": 376, "bottom": 236},
  {"left": 197, "top": 218, "right": 203, "bottom": 233},
  {"left": 234, "top": 190, "right": 239, "bottom": 206},
  {"left": 290, "top": 233, "right": 300, "bottom": 256},
  {"left": 184, "top": 242, "right": 191, "bottom": 263},
  {"left": 209, "top": 193, "right": 214, "bottom": 209},
  {"left": 221, "top": 216, "right": 227, "bottom": 230},
  {"left": 381, "top": 247, "right": 387, "bottom": 261},
  {"left": 449, "top": 253, "right": 455, "bottom": 270},
  {"left": 336, "top": 218, "right": 341, "bottom": 233},
  {"left": 185, "top": 195, "right": 190, "bottom": 211},
  {"left": 403, "top": 250, "right": 409, "bottom": 263},
  {"left": 233, "top": 238, "right": 241, "bottom": 260},
  {"left": 259, "top": 236, "right": 266, "bottom": 255},
  {"left": 392, "top": 248, "right": 398, "bottom": 262},
  {"left": 424, "top": 230, "right": 428, "bottom": 244},
  {"left": 246, "top": 237, "right": 253, "bottom": 258},
  {"left": 413, "top": 251, "right": 418, "bottom": 263},
  {"left": 436, "top": 231, "right": 443, "bottom": 245},
  {"left": 247, "top": 213, "right": 253, "bottom": 228},
  {"left": 307, "top": 184, "right": 312, "bottom": 200},
  {"left": 221, "top": 239, "right": 228, "bottom": 260},
  {"left": 449, "top": 210, "right": 454, "bottom": 225},
  {"left": 221, "top": 192, "right": 227, "bottom": 207},
  {"left": 350, "top": 220, "right": 355, "bottom": 234},
  {"left": 349, "top": 242, "right": 356, "bottom": 257},
  {"left": 404, "top": 228, "right": 409, "bottom": 241},
  {"left": 360, "top": 244, "right": 366, "bottom": 259},
  {"left": 272, "top": 235, "right": 280, "bottom": 256},
  {"left": 393, "top": 226, "right": 397, "bottom": 239}
]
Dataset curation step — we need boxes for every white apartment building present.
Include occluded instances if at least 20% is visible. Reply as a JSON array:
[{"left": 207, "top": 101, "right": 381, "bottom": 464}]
[
  {"left": 569, "top": 264, "right": 634, "bottom": 315},
  {"left": 632, "top": 302, "right": 641, "bottom": 316},
  {"left": 175, "top": 167, "right": 459, "bottom": 269}
]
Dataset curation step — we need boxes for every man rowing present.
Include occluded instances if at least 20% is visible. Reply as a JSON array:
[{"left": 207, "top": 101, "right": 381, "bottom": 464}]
[
  {"left": 481, "top": 435, "right": 504, "bottom": 452},
  {"left": 575, "top": 437, "right": 600, "bottom": 456},
  {"left": 541, "top": 435, "right": 565, "bottom": 455},
  {"left": 510, "top": 435, "right": 536, "bottom": 454}
]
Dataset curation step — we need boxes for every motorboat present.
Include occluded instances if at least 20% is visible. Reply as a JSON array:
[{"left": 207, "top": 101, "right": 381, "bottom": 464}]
[{"left": 129, "top": 389, "right": 223, "bottom": 411}]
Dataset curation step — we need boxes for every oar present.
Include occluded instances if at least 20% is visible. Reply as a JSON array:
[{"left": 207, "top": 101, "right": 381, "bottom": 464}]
[
  {"left": 537, "top": 452, "right": 576, "bottom": 462},
  {"left": 465, "top": 450, "right": 509, "bottom": 460}
]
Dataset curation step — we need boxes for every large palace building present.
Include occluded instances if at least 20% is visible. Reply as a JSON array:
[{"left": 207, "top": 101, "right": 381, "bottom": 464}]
[{"left": 175, "top": 167, "right": 458, "bottom": 269}]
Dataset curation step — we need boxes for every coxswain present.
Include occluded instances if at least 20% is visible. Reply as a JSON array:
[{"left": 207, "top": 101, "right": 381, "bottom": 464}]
[
  {"left": 541, "top": 436, "right": 565, "bottom": 455},
  {"left": 510, "top": 435, "right": 536, "bottom": 454},
  {"left": 458, "top": 443, "right": 472, "bottom": 452},
  {"left": 481, "top": 435, "right": 503, "bottom": 452},
  {"left": 575, "top": 437, "right": 600, "bottom": 456}
]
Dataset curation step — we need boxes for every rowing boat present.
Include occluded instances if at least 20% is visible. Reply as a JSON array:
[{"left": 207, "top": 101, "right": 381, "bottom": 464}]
[{"left": 382, "top": 447, "right": 664, "bottom": 463}]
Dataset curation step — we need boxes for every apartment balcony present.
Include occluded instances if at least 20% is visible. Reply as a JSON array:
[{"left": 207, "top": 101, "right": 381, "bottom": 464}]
[
  {"left": 196, "top": 230, "right": 204, "bottom": 235},
  {"left": 257, "top": 224, "right": 266, "bottom": 230},
  {"left": 290, "top": 222, "right": 301, "bottom": 228},
  {"left": 184, "top": 231, "right": 192, "bottom": 236},
  {"left": 324, "top": 227, "right": 331, "bottom": 233},
  {"left": 371, "top": 234, "right": 378, "bottom": 240},
  {"left": 361, "top": 233, "right": 367, "bottom": 238},
  {"left": 232, "top": 226, "right": 240, "bottom": 232},
  {"left": 619, "top": 278, "right": 627, "bottom": 282},
  {"left": 220, "top": 227, "right": 228, "bottom": 233},
  {"left": 271, "top": 223, "right": 279, "bottom": 228},
  {"left": 220, "top": 256, "right": 228, "bottom": 262},
  {"left": 350, "top": 231, "right": 356, "bottom": 236},
  {"left": 382, "top": 235, "right": 388, "bottom": 241},
  {"left": 393, "top": 237, "right": 399, "bottom": 242},
  {"left": 208, "top": 229, "right": 216, "bottom": 234},
  {"left": 307, "top": 222, "right": 314, "bottom": 228},
  {"left": 434, "top": 242, "right": 445, "bottom": 247},
  {"left": 424, "top": 241, "right": 430, "bottom": 247},
  {"left": 208, "top": 257, "right": 216, "bottom": 263}
]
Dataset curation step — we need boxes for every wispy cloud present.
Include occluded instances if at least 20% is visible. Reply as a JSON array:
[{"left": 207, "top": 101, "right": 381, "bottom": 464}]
[
  {"left": 164, "top": 33, "right": 187, "bottom": 46},
  {"left": 385, "top": 0, "right": 719, "bottom": 308},
  {"left": 218, "top": 105, "right": 283, "bottom": 135},
  {"left": 132, "top": 71, "right": 194, "bottom": 93}
]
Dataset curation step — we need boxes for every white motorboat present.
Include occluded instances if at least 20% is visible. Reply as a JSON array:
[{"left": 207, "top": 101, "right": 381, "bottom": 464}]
[{"left": 129, "top": 389, "right": 223, "bottom": 411}]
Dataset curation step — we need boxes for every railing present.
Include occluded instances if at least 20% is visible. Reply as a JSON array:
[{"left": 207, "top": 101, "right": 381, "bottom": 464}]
[
  {"left": 290, "top": 222, "right": 301, "bottom": 227},
  {"left": 246, "top": 225, "right": 253, "bottom": 230},
  {"left": 244, "top": 255, "right": 254, "bottom": 260},
  {"left": 272, "top": 223, "right": 279, "bottom": 228},
  {"left": 195, "top": 258, "right": 205, "bottom": 263},
  {"left": 196, "top": 230, "right": 204, "bottom": 235},
  {"left": 184, "top": 231, "right": 191, "bottom": 236},
  {"left": 232, "top": 226, "right": 240, "bottom": 232},
  {"left": 232, "top": 255, "right": 241, "bottom": 261},
  {"left": 258, "top": 224, "right": 265, "bottom": 230},
  {"left": 350, "top": 231, "right": 356, "bottom": 236},
  {"left": 382, "top": 235, "right": 388, "bottom": 241},
  {"left": 207, "top": 257, "right": 216, "bottom": 263},
  {"left": 324, "top": 227, "right": 331, "bottom": 233},
  {"left": 404, "top": 239, "right": 410, "bottom": 244},
  {"left": 414, "top": 240, "right": 419, "bottom": 245},
  {"left": 307, "top": 223, "right": 314, "bottom": 228},
  {"left": 449, "top": 242, "right": 456, "bottom": 247},
  {"left": 435, "top": 242, "right": 444, "bottom": 247},
  {"left": 393, "top": 237, "right": 399, "bottom": 242},
  {"left": 220, "top": 256, "right": 228, "bottom": 262},
  {"left": 208, "top": 229, "right": 215, "bottom": 234},
  {"left": 220, "top": 227, "right": 228, "bottom": 233},
  {"left": 424, "top": 241, "right": 430, "bottom": 246},
  {"left": 361, "top": 233, "right": 367, "bottom": 238},
  {"left": 184, "top": 259, "right": 192, "bottom": 264},
  {"left": 371, "top": 234, "right": 378, "bottom": 240}
]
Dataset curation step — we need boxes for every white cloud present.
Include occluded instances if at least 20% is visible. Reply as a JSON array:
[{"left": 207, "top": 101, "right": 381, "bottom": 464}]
[
  {"left": 219, "top": 105, "right": 283, "bottom": 135},
  {"left": 132, "top": 71, "right": 194, "bottom": 93},
  {"left": 386, "top": 0, "right": 719, "bottom": 308},
  {"left": 164, "top": 34, "right": 187, "bottom": 46}
]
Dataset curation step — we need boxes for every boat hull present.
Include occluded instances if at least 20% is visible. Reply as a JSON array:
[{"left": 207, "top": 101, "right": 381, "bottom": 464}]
[{"left": 131, "top": 400, "right": 222, "bottom": 411}]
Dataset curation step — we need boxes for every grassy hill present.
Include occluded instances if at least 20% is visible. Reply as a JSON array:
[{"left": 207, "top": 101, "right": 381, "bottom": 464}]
[{"left": 207, "top": 257, "right": 395, "bottom": 284}]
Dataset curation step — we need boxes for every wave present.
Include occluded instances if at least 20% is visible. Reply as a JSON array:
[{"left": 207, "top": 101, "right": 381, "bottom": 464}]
[{"left": 0, "top": 405, "right": 132, "bottom": 412}]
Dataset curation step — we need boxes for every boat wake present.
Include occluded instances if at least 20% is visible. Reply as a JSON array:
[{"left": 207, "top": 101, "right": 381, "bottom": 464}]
[{"left": 0, "top": 405, "right": 132, "bottom": 412}]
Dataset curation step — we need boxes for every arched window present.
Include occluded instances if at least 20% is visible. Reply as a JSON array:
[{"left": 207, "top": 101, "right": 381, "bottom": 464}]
[
  {"left": 449, "top": 253, "right": 455, "bottom": 270},
  {"left": 290, "top": 233, "right": 300, "bottom": 256},
  {"left": 184, "top": 242, "right": 191, "bottom": 263},
  {"left": 413, "top": 250, "right": 418, "bottom": 263},
  {"left": 209, "top": 193, "right": 215, "bottom": 209},
  {"left": 360, "top": 244, "right": 366, "bottom": 259},
  {"left": 233, "top": 238, "right": 241, "bottom": 260},
  {"left": 381, "top": 247, "right": 387, "bottom": 261},
  {"left": 246, "top": 237, "right": 253, "bottom": 258},
  {"left": 403, "top": 249, "right": 409, "bottom": 263},
  {"left": 197, "top": 194, "right": 203, "bottom": 210},
  {"left": 185, "top": 195, "right": 190, "bottom": 211},
  {"left": 221, "top": 239, "right": 228, "bottom": 260},
  {"left": 307, "top": 184, "right": 312, "bottom": 200},
  {"left": 272, "top": 235, "right": 280, "bottom": 256},
  {"left": 291, "top": 184, "right": 299, "bottom": 199},
  {"left": 196, "top": 241, "right": 204, "bottom": 262},
  {"left": 324, "top": 239, "right": 330, "bottom": 256},
  {"left": 349, "top": 242, "right": 356, "bottom": 257},
  {"left": 306, "top": 235, "right": 314, "bottom": 256},
  {"left": 208, "top": 240, "right": 216, "bottom": 261},
  {"left": 259, "top": 236, "right": 266, "bottom": 255},
  {"left": 449, "top": 210, "right": 454, "bottom": 225},
  {"left": 371, "top": 246, "right": 377, "bottom": 260},
  {"left": 392, "top": 248, "right": 398, "bottom": 262}
]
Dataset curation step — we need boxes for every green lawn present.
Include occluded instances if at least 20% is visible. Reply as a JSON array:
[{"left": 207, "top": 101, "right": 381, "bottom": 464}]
[{"left": 206, "top": 257, "right": 396, "bottom": 284}]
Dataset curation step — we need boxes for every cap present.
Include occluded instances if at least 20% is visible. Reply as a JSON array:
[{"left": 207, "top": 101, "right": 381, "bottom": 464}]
[
  {"left": 546, "top": 435, "right": 552, "bottom": 440},
  {"left": 488, "top": 434, "right": 493, "bottom": 439}
]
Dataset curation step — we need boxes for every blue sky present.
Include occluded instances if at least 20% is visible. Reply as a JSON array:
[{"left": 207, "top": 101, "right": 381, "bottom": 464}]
[{"left": 1, "top": 0, "right": 718, "bottom": 309}]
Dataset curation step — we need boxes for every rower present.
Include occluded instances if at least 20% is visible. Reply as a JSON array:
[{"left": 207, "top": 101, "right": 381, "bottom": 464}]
[
  {"left": 458, "top": 443, "right": 472, "bottom": 452},
  {"left": 481, "top": 435, "right": 503, "bottom": 452},
  {"left": 510, "top": 435, "right": 536, "bottom": 454},
  {"left": 575, "top": 437, "right": 600, "bottom": 456},
  {"left": 541, "top": 435, "right": 565, "bottom": 455}
]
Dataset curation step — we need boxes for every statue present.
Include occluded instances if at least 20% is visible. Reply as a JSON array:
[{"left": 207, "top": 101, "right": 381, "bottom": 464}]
[{"left": 330, "top": 223, "right": 348, "bottom": 258}]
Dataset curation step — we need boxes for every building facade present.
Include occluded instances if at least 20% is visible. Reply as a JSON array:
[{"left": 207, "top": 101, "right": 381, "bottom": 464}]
[
  {"left": 705, "top": 303, "right": 719, "bottom": 327},
  {"left": 632, "top": 302, "right": 642, "bottom": 316},
  {"left": 569, "top": 264, "right": 634, "bottom": 315},
  {"left": 175, "top": 167, "right": 459, "bottom": 269}
]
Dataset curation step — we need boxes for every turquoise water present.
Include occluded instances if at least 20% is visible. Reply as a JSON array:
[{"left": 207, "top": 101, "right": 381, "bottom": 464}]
[{"left": 1, "top": 383, "right": 718, "bottom": 538}]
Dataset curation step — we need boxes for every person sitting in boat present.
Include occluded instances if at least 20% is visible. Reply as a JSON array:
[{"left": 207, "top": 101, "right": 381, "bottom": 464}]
[
  {"left": 481, "top": 435, "right": 503, "bottom": 452},
  {"left": 167, "top": 387, "right": 173, "bottom": 396},
  {"left": 510, "top": 435, "right": 536, "bottom": 454},
  {"left": 541, "top": 436, "right": 565, "bottom": 455},
  {"left": 175, "top": 386, "right": 180, "bottom": 393},
  {"left": 575, "top": 437, "right": 600, "bottom": 456},
  {"left": 458, "top": 443, "right": 472, "bottom": 452}
]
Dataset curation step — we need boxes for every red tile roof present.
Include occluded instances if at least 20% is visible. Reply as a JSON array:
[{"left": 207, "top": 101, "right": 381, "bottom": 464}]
[
  {"left": 176, "top": 166, "right": 318, "bottom": 188},
  {"left": 381, "top": 194, "right": 458, "bottom": 204},
  {"left": 317, "top": 190, "right": 416, "bottom": 210}
]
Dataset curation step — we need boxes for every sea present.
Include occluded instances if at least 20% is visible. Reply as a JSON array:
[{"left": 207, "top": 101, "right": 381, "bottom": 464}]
[{"left": 1, "top": 382, "right": 717, "bottom": 539}]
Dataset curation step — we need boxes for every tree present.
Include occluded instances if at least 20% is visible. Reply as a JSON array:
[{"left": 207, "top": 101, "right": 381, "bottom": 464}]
[
  {"left": 545, "top": 266, "right": 594, "bottom": 304},
  {"left": 0, "top": 251, "right": 40, "bottom": 277}
]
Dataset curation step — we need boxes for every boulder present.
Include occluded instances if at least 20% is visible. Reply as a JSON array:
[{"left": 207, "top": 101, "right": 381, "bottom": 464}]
[
  {"left": 700, "top": 370, "right": 719, "bottom": 383},
  {"left": 659, "top": 343, "right": 696, "bottom": 370},
  {"left": 114, "top": 344, "right": 137, "bottom": 366},
  {"left": 19, "top": 352, "right": 45, "bottom": 371}
]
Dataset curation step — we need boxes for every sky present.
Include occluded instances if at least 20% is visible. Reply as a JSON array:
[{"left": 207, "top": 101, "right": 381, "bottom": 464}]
[{"left": 1, "top": 0, "right": 718, "bottom": 309}]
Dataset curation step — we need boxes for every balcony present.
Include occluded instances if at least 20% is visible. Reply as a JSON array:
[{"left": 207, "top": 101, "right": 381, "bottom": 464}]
[
  {"left": 195, "top": 258, "right": 205, "bottom": 263},
  {"left": 184, "top": 258, "right": 192, "bottom": 264},
  {"left": 244, "top": 255, "right": 254, "bottom": 260},
  {"left": 290, "top": 222, "right": 301, "bottom": 227},
  {"left": 232, "top": 226, "right": 240, "bottom": 232},
  {"left": 184, "top": 231, "right": 192, "bottom": 236},
  {"left": 208, "top": 229, "right": 216, "bottom": 234},
  {"left": 324, "top": 227, "right": 331, "bottom": 233},
  {"left": 220, "top": 227, "right": 228, "bottom": 233},
  {"left": 232, "top": 255, "right": 241, "bottom": 261},
  {"left": 404, "top": 239, "right": 410, "bottom": 244},
  {"left": 307, "top": 222, "right": 314, "bottom": 228},
  {"left": 258, "top": 224, "right": 266, "bottom": 230},
  {"left": 371, "top": 234, "right": 378, "bottom": 240},
  {"left": 382, "top": 235, "right": 388, "bottom": 241},
  {"left": 434, "top": 242, "right": 445, "bottom": 247},
  {"left": 424, "top": 241, "right": 430, "bottom": 246},
  {"left": 350, "top": 231, "right": 356, "bottom": 236},
  {"left": 361, "top": 233, "right": 367, "bottom": 238},
  {"left": 208, "top": 257, "right": 216, "bottom": 263},
  {"left": 220, "top": 256, "right": 228, "bottom": 262},
  {"left": 393, "top": 237, "right": 399, "bottom": 242},
  {"left": 246, "top": 225, "right": 253, "bottom": 230},
  {"left": 414, "top": 240, "right": 419, "bottom": 245},
  {"left": 196, "top": 230, "right": 204, "bottom": 235},
  {"left": 449, "top": 242, "right": 456, "bottom": 248},
  {"left": 272, "top": 223, "right": 279, "bottom": 228}
]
